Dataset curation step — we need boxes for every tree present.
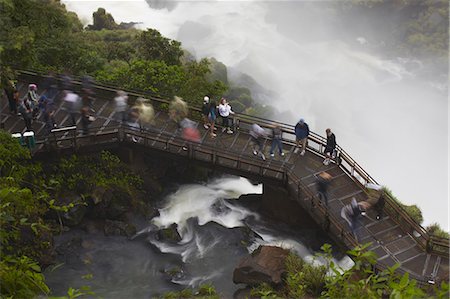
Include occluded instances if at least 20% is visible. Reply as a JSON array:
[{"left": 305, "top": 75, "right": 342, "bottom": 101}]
[{"left": 135, "top": 28, "right": 183, "bottom": 65}]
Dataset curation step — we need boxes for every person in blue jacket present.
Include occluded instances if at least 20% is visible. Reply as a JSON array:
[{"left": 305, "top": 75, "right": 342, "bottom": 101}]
[{"left": 294, "top": 118, "right": 309, "bottom": 156}]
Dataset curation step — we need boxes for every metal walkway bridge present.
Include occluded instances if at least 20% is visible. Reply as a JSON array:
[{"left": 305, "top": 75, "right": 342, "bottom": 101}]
[{"left": 1, "top": 70, "right": 448, "bottom": 286}]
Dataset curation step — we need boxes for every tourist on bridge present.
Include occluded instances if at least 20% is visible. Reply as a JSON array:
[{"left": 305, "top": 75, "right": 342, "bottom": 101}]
[
  {"left": 4, "top": 81, "right": 18, "bottom": 115},
  {"left": 341, "top": 198, "right": 370, "bottom": 242},
  {"left": 80, "top": 106, "right": 92, "bottom": 136},
  {"left": 180, "top": 118, "right": 201, "bottom": 143},
  {"left": 250, "top": 123, "right": 267, "bottom": 161},
  {"left": 41, "top": 71, "right": 58, "bottom": 100},
  {"left": 60, "top": 71, "right": 73, "bottom": 94},
  {"left": 207, "top": 98, "right": 218, "bottom": 138},
  {"left": 294, "top": 118, "right": 309, "bottom": 156},
  {"left": 269, "top": 124, "right": 285, "bottom": 157},
  {"left": 42, "top": 98, "right": 57, "bottom": 135},
  {"left": 218, "top": 98, "right": 235, "bottom": 134},
  {"left": 27, "top": 84, "right": 39, "bottom": 119},
  {"left": 316, "top": 171, "right": 332, "bottom": 206},
  {"left": 201, "top": 96, "right": 211, "bottom": 129},
  {"left": 19, "top": 94, "right": 33, "bottom": 131},
  {"left": 64, "top": 91, "right": 81, "bottom": 126},
  {"left": 366, "top": 184, "right": 386, "bottom": 221},
  {"left": 323, "top": 128, "right": 336, "bottom": 165},
  {"left": 114, "top": 90, "right": 129, "bottom": 122}
]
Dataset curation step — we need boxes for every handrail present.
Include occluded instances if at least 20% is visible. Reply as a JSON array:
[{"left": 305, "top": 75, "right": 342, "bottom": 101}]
[{"left": 16, "top": 69, "right": 449, "bottom": 257}]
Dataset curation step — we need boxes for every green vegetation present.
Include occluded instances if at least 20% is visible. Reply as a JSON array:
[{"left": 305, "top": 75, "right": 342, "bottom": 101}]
[
  {"left": 344, "top": 0, "right": 448, "bottom": 70},
  {"left": 251, "top": 243, "right": 449, "bottom": 299},
  {"left": 382, "top": 187, "right": 449, "bottom": 239},
  {"left": 0, "top": 0, "right": 262, "bottom": 114},
  {"left": 160, "top": 283, "right": 219, "bottom": 299},
  {"left": 0, "top": 131, "right": 142, "bottom": 298}
]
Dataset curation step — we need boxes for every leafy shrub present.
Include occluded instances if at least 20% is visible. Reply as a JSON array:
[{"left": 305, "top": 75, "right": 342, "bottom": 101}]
[{"left": 0, "top": 255, "right": 50, "bottom": 299}]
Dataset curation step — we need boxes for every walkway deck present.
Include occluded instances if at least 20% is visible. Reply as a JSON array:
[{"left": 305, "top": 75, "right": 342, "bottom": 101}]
[{"left": 1, "top": 70, "right": 448, "bottom": 286}]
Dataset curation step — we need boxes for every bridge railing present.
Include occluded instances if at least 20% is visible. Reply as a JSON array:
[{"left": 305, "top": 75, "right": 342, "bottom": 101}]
[
  {"left": 17, "top": 69, "right": 449, "bottom": 257},
  {"left": 36, "top": 122, "right": 288, "bottom": 184}
]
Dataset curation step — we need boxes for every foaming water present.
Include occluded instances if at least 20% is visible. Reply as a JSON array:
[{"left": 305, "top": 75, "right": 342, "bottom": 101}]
[{"left": 151, "top": 177, "right": 261, "bottom": 233}]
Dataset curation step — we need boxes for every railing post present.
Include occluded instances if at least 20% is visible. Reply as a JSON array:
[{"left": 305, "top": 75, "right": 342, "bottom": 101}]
[{"left": 73, "top": 127, "right": 77, "bottom": 149}]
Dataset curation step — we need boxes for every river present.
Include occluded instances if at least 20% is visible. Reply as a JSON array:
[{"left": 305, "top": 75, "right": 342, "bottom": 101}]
[{"left": 44, "top": 176, "right": 352, "bottom": 298}]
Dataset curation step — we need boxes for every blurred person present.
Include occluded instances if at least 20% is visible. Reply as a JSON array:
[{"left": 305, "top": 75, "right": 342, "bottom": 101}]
[
  {"left": 317, "top": 171, "right": 332, "bottom": 206},
  {"left": 323, "top": 128, "right": 336, "bottom": 165},
  {"left": 133, "top": 97, "right": 155, "bottom": 125},
  {"left": 81, "top": 75, "right": 96, "bottom": 111},
  {"left": 41, "top": 71, "right": 58, "bottom": 100},
  {"left": 4, "top": 81, "right": 17, "bottom": 115},
  {"left": 169, "top": 96, "right": 188, "bottom": 127},
  {"left": 269, "top": 124, "right": 284, "bottom": 157},
  {"left": 64, "top": 90, "right": 81, "bottom": 126},
  {"left": 341, "top": 198, "right": 370, "bottom": 242},
  {"left": 294, "top": 118, "right": 309, "bottom": 156},
  {"left": 180, "top": 118, "right": 201, "bottom": 143},
  {"left": 218, "top": 97, "right": 235, "bottom": 134},
  {"left": 80, "top": 106, "right": 92, "bottom": 135},
  {"left": 42, "top": 99, "right": 57, "bottom": 135},
  {"left": 114, "top": 90, "right": 128, "bottom": 122},
  {"left": 127, "top": 108, "right": 141, "bottom": 142},
  {"left": 60, "top": 71, "right": 73, "bottom": 93},
  {"left": 250, "top": 123, "right": 266, "bottom": 161}
]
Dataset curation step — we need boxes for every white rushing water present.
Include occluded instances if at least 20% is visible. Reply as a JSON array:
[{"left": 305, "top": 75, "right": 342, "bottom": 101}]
[
  {"left": 147, "top": 176, "right": 352, "bottom": 269},
  {"left": 45, "top": 176, "right": 352, "bottom": 298},
  {"left": 62, "top": 0, "right": 448, "bottom": 230}
]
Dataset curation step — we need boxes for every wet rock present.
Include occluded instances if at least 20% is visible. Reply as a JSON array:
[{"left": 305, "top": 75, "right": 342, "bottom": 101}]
[
  {"left": 61, "top": 195, "right": 87, "bottom": 227},
  {"left": 90, "top": 186, "right": 132, "bottom": 220},
  {"left": 233, "top": 245, "right": 289, "bottom": 286},
  {"left": 161, "top": 265, "right": 185, "bottom": 281},
  {"left": 155, "top": 223, "right": 182, "bottom": 243},
  {"left": 104, "top": 219, "right": 137, "bottom": 237}
]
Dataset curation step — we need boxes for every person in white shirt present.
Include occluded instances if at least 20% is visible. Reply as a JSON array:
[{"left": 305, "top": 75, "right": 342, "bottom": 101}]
[
  {"left": 114, "top": 90, "right": 128, "bottom": 122},
  {"left": 218, "top": 98, "right": 235, "bottom": 134},
  {"left": 64, "top": 91, "right": 81, "bottom": 125}
]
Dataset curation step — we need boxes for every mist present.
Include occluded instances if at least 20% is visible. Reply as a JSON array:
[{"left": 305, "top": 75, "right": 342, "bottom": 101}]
[{"left": 62, "top": 0, "right": 448, "bottom": 230}]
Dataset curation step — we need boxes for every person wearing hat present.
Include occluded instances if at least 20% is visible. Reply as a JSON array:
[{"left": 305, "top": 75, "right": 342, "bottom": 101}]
[
  {"left": 294, "top": 118, "right": 309, "bottom": 155},
  {"left": 201, "top": 96, "right": 210, "bottom": 129}
]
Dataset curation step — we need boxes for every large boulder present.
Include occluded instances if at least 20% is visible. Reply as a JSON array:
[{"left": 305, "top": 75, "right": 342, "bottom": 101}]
[
  {"left": 155, "top": 223, "right": 182, "bottom": 243},
  {"left": 233, "top": 246, "right": 289, "bottom": 286}
]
